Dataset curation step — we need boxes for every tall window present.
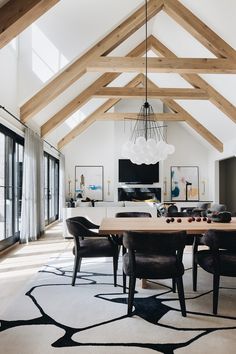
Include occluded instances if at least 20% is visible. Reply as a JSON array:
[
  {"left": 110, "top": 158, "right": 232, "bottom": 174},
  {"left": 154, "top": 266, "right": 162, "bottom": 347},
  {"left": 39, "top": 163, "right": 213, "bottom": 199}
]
[
  {"left": 0, "top": 125, "right": 24, "bottom": 251},
  {"left": 44, "top": 152, "right": 59, "bottom": 226}
]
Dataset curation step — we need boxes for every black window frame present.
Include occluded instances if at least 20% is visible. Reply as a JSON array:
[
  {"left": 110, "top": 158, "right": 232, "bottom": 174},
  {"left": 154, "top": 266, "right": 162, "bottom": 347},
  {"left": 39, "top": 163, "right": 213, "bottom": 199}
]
[
  {"left": 0, "top": 124, "right": 24, "bottom": 251},
  {"left": 44, "top": 152, "right": 59, "bottom": 226}
]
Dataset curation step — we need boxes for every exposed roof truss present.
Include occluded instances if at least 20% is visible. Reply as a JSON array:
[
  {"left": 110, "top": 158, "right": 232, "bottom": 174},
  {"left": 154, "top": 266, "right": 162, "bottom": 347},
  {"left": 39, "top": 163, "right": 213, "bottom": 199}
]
[
  {"left": 17, "top": 0, "right": 235, "bottom": 151},
  {"left": 0, "top": 0, "right": 59, "bottom": 49},
  {"left": 21, "top": 0, "right": 164, "bottom": 122}
]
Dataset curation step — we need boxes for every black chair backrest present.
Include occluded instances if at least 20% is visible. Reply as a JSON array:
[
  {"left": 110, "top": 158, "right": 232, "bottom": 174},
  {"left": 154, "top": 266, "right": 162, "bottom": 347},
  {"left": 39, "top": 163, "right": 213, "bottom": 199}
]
[
  {"left": 66, "top": 217, "right": 97, "bottom": 238},
  {"left": 196, "top": 202, "right": 210, "bottom": 210},
  {"left": 202, "top": 229, "right": 236, "bottom": 251},
  {"left": 209, "top": 203, "right": 227, "bottom": 213},
  {"left": 165, "top": 205, "right": 179, "bottom": 217},
  {"left": 67, "top": 216, "right": 99, "bottom": 229},
  {"left": 115, "top": 212, "right": 152, "bottom": 218},
  {"left": 123, "top": 230, "right": 186, "bottom": 254},
  {"left": 167, "top": 205, "right": 178, "bottom": 214}
]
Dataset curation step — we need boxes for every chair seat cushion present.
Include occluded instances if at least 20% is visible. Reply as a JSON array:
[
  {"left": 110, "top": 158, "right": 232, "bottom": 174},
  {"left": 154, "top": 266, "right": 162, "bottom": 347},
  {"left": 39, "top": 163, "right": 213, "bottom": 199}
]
[
  {"left": 73, "top": 238, "right": 116, "bottom": 257},
  {"left": 197, "top": 250, "right": 236, "bottom": 276},
  {"left": 123, "top": 253, "right": 184, "bottom": 279}
]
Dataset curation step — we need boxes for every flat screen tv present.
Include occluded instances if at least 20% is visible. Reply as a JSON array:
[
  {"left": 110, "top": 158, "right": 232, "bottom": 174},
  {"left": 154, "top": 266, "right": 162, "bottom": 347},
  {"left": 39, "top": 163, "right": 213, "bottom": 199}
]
[{"left": 118, "top": 159, "right": 159, "bottom": 184}]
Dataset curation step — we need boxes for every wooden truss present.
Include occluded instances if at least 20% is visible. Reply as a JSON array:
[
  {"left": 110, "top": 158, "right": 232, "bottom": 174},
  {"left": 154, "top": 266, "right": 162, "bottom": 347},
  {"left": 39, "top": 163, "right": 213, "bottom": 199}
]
[{"left": 2, "top": 0, "right": 233, "bottom": 150}]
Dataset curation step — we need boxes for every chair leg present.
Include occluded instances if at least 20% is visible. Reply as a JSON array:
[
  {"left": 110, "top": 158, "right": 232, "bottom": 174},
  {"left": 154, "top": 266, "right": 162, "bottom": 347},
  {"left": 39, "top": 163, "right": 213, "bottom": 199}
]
[
  {"left": 123, "top": 271, "right": 127, "bottom": 293},
  {"left": 172, "top": 278, "right": 176, "bottom": 293},
  {"left": 113, "top": 251, "right": 119, "bottom": 287},
  {"left": 213, "top": 274, "right": 220, "bottom": 315},
  {"left": 127, "top": 276, "right": 136, "bottom": 316},
  {"left": 192, "top": 236, "right": 198, "bottom": 291},
  {"left": 122, "top": 246, "right": 127, "bottom": 293},
  {"left": 72, "top": 256, "right": 82, "bottom": 286},
  {"left": 192, "top": 255, "right": 198, "bottom": 292},
  {"left": 176, "top": 276, "right": 187, "bottom": 317}
]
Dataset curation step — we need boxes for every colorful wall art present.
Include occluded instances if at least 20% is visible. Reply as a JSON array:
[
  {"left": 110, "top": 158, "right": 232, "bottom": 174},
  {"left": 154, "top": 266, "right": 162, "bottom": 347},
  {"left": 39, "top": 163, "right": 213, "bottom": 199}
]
[
  {"left": 171, "top": 166, "right": 199, "bottom": 201},
  {"left": 75, "top": 165, "right": 104, "bottom": 201}
]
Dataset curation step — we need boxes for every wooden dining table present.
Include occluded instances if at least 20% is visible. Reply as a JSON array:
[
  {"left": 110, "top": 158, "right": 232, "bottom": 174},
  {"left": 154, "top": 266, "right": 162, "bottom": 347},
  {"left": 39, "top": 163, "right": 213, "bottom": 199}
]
[
  {"left": 99, "top": 216, "right": 236, "bottom": 288},
  {"left": 99, "top": 216, "right": 236, "bottom": 235}
]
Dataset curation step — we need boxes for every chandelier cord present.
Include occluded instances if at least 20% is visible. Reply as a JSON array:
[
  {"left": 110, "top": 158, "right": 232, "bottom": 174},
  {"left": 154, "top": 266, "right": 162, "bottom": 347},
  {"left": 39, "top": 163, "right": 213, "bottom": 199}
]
[
  {"left": 144, "top": 0, "right": 148, "bottom": 139},
  {"left": 122, "top": 0, "right": 175, "bottom": 164},
  {"left": 145, "top": 0, "right": 148, "bottom": 104}
]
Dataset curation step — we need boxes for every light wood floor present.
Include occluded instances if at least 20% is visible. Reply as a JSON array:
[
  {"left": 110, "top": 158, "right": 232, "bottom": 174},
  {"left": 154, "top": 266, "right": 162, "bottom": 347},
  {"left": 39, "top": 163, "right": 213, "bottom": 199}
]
[{"left": 0, "top": 222, "right": 71, "bottom": 316}]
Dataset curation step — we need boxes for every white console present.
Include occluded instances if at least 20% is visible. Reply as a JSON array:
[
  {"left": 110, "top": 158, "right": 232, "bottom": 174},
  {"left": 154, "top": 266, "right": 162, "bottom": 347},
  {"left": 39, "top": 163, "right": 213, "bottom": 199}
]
[{"left": 63, "top": 201, "right": 158, "bottom": 237}]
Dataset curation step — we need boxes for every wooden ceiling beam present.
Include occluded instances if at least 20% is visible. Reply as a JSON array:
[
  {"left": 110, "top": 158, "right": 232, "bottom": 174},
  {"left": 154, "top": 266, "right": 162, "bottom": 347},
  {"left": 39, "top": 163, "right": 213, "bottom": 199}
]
[
  {"left": 97, "top": 112, "right": 185, "bottom": 121},
  {"left": 0, "top": 0, "right": 59, "bottom": 49},
  {"left": 87, "top": 57, "right": 236, "bottom": 74},
  {"left": 58, "top": 73, "right": 223, "bottom": 151},
  {"left": 163, "top": 0, "right": 236, "bottom": 60},
  {"left": 150, "top": 36, "right": 236, "bottom": 124},
  {"left": 94, "top": 87, "right": 209, "bottom": 99},
  {"left": 57, "top": 74, "right": 143, "bottom": 149},
  {"left": 41, "top": 37, "right": 152, "bottom": 137},
  {"left": 21, "top": 0, "right": 163, "bottom": 122},
  {"left": 144, "top": 75, "right": 223, "bottom": 152}
]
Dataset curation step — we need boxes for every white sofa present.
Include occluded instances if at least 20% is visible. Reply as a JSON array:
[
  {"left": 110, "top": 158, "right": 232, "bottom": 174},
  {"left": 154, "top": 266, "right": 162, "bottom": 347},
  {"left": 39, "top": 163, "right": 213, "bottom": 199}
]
[{"left": 63, "top": 201, "right": 158, "bottom": 237}]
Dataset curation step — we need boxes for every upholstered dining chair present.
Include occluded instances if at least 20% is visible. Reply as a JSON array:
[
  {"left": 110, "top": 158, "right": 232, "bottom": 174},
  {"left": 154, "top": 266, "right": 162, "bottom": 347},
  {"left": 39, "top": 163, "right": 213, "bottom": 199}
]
[
  {"left": 66, "top": 216, "right": 120, "bottom": 286},
  {"left": 193, "top": 229, "right": 236, "bottom": 314},
  {"left": 68, "top": 215, "right": 99, "bottom": 232},
  {"left": 191, "top": 202, "right": 210, "bottom": 217},
  {"left": 115, "top": 211, "right": 152, "bottom": 292},
  {"left": 122, "top": 230, "right": 187, "bottom": 317}
]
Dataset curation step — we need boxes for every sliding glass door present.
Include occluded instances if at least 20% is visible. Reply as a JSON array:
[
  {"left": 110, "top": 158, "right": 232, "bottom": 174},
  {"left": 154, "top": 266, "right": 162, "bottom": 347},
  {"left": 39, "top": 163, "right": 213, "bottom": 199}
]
[
  {"left": 44, "top": 153, "right": 59, "bottom": 226},
  {"left": 0, "top": 125, "right": 24, "bottom": 251},
  {"left": 14, "top": 142, "right": 23, "bottom": 235}
]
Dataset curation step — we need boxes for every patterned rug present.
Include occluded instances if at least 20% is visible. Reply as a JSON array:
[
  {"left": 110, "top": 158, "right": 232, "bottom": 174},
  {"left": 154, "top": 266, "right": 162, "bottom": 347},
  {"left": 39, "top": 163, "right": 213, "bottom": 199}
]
[{"left": 1, "top": 248, "right": 236, "bottom": 354}]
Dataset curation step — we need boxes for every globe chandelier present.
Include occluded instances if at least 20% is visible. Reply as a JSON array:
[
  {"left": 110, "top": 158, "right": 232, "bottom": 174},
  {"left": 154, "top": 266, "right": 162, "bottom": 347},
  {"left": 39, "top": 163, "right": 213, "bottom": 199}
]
[{"left": 122, "top": 0, "right": 175, "bottom": 165}]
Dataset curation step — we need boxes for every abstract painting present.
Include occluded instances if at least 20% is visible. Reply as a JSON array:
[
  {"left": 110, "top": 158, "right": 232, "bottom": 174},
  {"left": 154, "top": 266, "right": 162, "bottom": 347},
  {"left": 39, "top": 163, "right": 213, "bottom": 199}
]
[
  {"left": 75, "top": 165, "right": 103, "bottom": 201},
  {"left": 171, "top": 166, "right": 199, "bottom": 201}
]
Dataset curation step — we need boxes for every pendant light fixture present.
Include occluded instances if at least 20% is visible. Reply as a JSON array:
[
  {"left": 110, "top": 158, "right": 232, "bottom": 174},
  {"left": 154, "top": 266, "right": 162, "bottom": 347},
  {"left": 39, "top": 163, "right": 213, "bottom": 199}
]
[{"left": 122, "top": 0, "right": 175, "bottom": 165}]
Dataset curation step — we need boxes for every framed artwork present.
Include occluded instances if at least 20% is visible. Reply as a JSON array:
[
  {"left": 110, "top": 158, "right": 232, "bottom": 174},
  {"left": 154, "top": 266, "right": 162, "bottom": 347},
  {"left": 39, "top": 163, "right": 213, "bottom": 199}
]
[
  {"left": 171, "top": 166, "right": 199, "bottom": 201},
  {"left": 75, "top": 165, "right": 104, "bottom": 201}
]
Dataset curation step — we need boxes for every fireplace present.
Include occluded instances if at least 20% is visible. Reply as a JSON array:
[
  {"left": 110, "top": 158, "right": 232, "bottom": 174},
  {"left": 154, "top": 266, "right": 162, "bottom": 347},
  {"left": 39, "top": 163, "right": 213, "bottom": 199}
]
[{"left": 118, "top": 187, "right": 161, "bottom": 202}]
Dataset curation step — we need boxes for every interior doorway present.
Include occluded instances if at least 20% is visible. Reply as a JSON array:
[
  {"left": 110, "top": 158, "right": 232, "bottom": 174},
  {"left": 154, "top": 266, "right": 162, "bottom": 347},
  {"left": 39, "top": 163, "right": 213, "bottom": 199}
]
[{"left": 219, "top": 156, "right": 236, "bottom": 216}]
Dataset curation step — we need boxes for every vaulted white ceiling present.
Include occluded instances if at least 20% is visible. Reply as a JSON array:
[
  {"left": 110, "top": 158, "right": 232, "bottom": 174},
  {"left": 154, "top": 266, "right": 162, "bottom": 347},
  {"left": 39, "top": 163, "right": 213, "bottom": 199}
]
[{"left": 1, "top": 0, "right": 235, "bottom": 151}]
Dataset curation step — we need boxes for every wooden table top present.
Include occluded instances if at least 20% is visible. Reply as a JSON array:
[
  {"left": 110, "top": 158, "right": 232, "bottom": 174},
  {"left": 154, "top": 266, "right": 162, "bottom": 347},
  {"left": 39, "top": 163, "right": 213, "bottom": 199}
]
[{"left": 99, "top": 217, "right": 236, "bottom": 235}]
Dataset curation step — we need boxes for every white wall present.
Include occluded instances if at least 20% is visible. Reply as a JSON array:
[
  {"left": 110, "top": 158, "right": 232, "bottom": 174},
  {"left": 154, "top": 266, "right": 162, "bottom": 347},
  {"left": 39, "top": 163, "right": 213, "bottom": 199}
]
[
  {"left": 61, "top": 121, "right": 115, "bottom": 201},
  {"left": 0, "top": 40, "right": 19, "bottom": 120},
  {"left": 61, "top": 98, "right": 213, "bottom": 203}
]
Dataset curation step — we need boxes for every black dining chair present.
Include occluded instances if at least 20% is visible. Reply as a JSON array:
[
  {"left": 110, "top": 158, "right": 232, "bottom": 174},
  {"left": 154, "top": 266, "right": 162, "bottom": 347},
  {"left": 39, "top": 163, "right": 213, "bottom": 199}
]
[
  {"left": 66, "top": 216, "right": 120, "bottom": 286},
  {"left": 123, "top": 230, "right": 187, "bottom": 317},
  {"left": 69, "top": 215, "right": 99, "bottom": 231},
  {"left": 191, "top": 202, "right": 210, "bottom": 217},
  {"left": 193, "top": 229, "right": 236, "bottom": 314},
  {"left": 115, "top": 211, "right": 152, "bottom": 292}
]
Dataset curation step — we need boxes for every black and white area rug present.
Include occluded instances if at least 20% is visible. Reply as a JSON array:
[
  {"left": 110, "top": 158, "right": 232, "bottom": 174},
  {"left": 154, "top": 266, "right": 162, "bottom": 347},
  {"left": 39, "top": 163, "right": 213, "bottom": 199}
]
[{"left": 1, "top": 249, "right": 236, "bottom": 354}]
